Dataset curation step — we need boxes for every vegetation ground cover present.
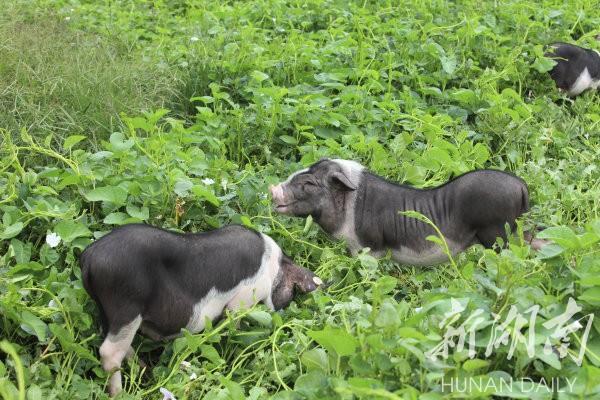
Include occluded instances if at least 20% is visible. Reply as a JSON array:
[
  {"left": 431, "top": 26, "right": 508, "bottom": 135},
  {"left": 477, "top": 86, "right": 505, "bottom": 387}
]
[{"left": 1, "top": 0, "right": 599, "bottom": 399}]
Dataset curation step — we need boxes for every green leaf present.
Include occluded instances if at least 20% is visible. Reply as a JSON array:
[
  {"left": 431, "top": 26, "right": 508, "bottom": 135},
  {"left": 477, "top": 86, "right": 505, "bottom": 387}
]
[
  {"left": 27, "top": 385, "right": 43, "bottom": 400},
  {"left": 537, "top": 226, "right": 580, "bottom": 249},
  {"left": 397, "top": 327, "right": 428, "bottom": 340},
  {"left": 219, "top": 377, "right": 245, "bottom": 400},
  {"left": 10, "top": 239, "right": 31, "bottom": 264},
  {"left": 0, "top": 222, "right": 24, "bottom": 240},
  {"left": 308, "top": 326, "right": 358, "bottom": 357},
  {"left": 440, "top": 54, "right": 457, "bottom": 74},
  {"left": 200, "top": 345, "right": 224, "bottom": 365},
  {"left": 533, "top": 56, "right": 557, "bottom": 73},
  {"left": 174, "top": 179, "right": 194, "bottom": 197},
  {"left": 463, "top": 359, "right": 490, "bottom": 372},
  {"left": 191, "top": 185, "right": 220, "bottom": 206},
  {"left": 536, "top": 243, "right": 564, "bottom": 259},
  {"left": 294, "top": 371, "right": 328, "bottom": 397},
  {"left": 579, "top": 288, "right": 600, "bottom": 306},
  {"left": 125, "top": 204, "right": 149, "bottom": 220},
  {"left": 247, "top": 311, "right": 272, "bottom": 327},
  {"left": 375, "top": 301, "right": 400, "bottom": 328},
  {"left": 109, "top": 132, "right": 134, "bottom": 152},
  {"left": 279, "top": 135, "right": 298, "bottom": 145},
  {"left": 49, "top": 324, "right": 97, "bottom": 363},
  {"left": 250, "top": 70, "right": 269, "bottom": 83},
  {"left": 84, "top": 185, "right": 128, "bottom": 205},
  {"left": 55, "top": 220, "right": 91, "bottom": 243},
  {"left": 62, "top": 135, "right": 86, "bottom": 150},
  {"left": 301, "top": 348, "right": 329, "bottom": 371},
  {"left": 20, "top": 311, "right": 47, "bottom": 341},
  {"left": 103, "top": 212, "right": 138, "bottom": 225}
]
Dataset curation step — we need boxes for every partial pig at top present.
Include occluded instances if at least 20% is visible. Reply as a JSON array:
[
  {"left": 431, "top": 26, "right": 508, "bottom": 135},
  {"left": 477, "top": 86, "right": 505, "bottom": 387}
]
[
  {"left": 271, "top": 159, "right": 541, "bottom": 266},
  {"left": 80, "top": 224, "right": 321, "bottom": 397},
  {"left": 545, "top": 42, "right": 600, "bottom": 97}
]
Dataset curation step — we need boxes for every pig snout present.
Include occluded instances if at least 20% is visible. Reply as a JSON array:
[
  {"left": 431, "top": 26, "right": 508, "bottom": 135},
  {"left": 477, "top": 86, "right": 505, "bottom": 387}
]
[
  {"left": 269, "top": 184, "right": 285, "bottom": 204},
  {"left": 270, "top": 183, "right": 294, "bottom": 214},
  {"left": 295, "top": 269, "right": 323, "bottom": 294}
]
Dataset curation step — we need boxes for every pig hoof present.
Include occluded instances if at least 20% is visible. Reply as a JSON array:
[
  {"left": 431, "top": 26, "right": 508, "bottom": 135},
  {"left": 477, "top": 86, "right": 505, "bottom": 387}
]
[{"left": 313, "top": 276, "right": 323, "bottom": 286}]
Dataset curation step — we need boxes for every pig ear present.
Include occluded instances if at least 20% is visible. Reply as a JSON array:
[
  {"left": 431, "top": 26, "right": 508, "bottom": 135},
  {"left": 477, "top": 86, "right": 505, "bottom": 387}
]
[{"left": 330, "top": 171, "right": 357, "bottom": 191}]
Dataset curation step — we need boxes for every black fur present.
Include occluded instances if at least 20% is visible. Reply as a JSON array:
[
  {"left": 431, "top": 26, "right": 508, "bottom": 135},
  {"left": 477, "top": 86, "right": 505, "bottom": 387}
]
[
  {"left": 80, "top": 224, "right": 265, "bottom": 337},
  {"left": 546, "top": 42, "right": 600, "bottom": 95}
]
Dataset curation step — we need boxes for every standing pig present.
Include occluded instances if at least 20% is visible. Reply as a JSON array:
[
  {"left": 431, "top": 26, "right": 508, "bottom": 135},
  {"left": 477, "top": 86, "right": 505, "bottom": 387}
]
[
  {"left": 270, "top": 159, "right": 533, "bottom": 265},
  {"left": 80, "top": 224, "right": 321, "bottom": 397},
  {"left": 545, "top": 42, "right": 600, "bottom": 97}
]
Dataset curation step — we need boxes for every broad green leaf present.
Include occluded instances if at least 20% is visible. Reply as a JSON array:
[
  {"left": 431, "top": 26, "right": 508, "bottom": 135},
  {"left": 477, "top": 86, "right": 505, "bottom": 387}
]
[
  {"left": 397, "top": 327, "right": 428, "bottom": 340},
  {"left": 294, "top": 371, "right": 328, "bottom": 397},
  {"left": 126, "top": 204, "right": 149, "bottom": 220},
  {"left": 109, "top": 132, "right": 134, "bottom": 152},
  {"left": 579, "top": 288, "right": 600, "bottom": 306},
  {"left": 219, "top": 377, "right": 245, "bottom": 400},
  {"left": 463, "top": 359, "right": 490, "bottom": 372},
  {"left": 533, "top": 56, "right": 557, "bottom": 73},
  {"left": 55, "top": 220, "right": 92, "bottom": 243},
  {"left": 0, "top": 222, "right": 24, "bottom": 240},
  {"left": 191, "top": 185, "right": 220, "bottom": 206},
  {"left": 301, "top": 348, "right": 329, "bottom": 371},
  {"left": 84, "top": 185, "right": 128, "bottom": 205},
  {"left": 308, "top": 326, "right": 358, "bottom": 357},
  {"left": 247, "top": 311, "right": 272, "bottom": 328},
  {"left": 537, "top": 226, "right": 580, "bottom": 249},
  {"left": 20, "top": 311, "right": 47, "bottom": 341},
  {"left": 174, "top": 179, "right": 194, "bottom": 197},
  {"left": 103, "top": 212, "right": 137, "bottom": 225},
  {"left": 62, "top": 135, "right": 86, "bottom": 150},
  {"left": 279, "top": 135, "right": 298, "bottom": 145},
  {"left": 9, "top": 239, "right": 30, "bottom": 264},
  {"left": 375, "top": 301, "right": 400, "bottom": 328},
  {"left": 49, "top": 324, "right": 96, "bottom": 363}
]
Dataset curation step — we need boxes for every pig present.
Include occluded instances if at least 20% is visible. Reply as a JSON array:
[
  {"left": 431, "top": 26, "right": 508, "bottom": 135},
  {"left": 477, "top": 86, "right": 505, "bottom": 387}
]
[
  {"left": 270, "top": 159, "right": 537, "bottom": 265},
  {"left": 545, "top": 42, "right": 600, "bottom": 97},
  {"left": 79, "top": 224, "right": 321, "bottom": 397}
]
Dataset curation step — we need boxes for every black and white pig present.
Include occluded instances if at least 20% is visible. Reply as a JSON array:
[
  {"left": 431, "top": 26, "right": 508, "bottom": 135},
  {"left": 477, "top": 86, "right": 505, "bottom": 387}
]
[
  {"left": 545, "top": 42, "right": 600, "bottom": 97},
  {"left": 270, "top": 159, "right": 535, "bottom": 265},
  {"left": 80, "top": 224, "right": 321, "bottom": 397}
]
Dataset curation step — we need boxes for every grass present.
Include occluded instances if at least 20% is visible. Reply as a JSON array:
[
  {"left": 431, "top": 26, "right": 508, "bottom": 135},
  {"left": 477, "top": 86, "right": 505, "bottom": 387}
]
[
  {"left": 0, "top": 2, "right": 178, "bottom": 144},
  {"left": 0, "top": 0, "right": 600, "bottom": 399}
]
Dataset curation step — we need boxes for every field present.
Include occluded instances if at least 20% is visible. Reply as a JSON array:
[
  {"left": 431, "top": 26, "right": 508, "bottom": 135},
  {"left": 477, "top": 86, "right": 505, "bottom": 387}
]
[{"left": 1, "top": 0, "right": 600, "bottom": 399}]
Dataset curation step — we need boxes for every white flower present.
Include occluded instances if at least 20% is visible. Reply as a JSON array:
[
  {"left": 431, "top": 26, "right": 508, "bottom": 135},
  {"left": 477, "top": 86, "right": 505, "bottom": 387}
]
[
  {"left": 190, "top": 36, "right": 199, "bottom": 42},
  {"left": 46, "top": 232, "right": 61, "bottom": 248},
  {"left": 180, "top": 360, "right": 191, "bottom": 368},
  {"left": 189, "top": 372, "right": 197, "bottom": 380},
  {"left": 159, "top": 387, "right": 176, "bottom": 400},
  {"left": 201, "top": 178, "right": 215, "bottom": 185},
  {"left": 65, "top": 16, "right": 71, "bottom": 21},
  {"left": 221, "top": 179, "right": 228, "bottom": 191}
]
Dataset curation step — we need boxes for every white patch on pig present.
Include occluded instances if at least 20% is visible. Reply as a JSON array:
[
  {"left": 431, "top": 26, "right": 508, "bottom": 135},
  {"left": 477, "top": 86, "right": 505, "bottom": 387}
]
[
  {"left": 99, "top": 315, "right": 142, "bottom": 397},
  {"left": 370, "top": 239, "right": 466, "bottom": 266},
  {"left": 185, "top": 234, "right": 282, "bottom": 332},
  {"left": 569, "top": 67, "right": 600, "bottom": 96},
  {"left": 330, "top": 159, "right": 365, "bottom": 254}
]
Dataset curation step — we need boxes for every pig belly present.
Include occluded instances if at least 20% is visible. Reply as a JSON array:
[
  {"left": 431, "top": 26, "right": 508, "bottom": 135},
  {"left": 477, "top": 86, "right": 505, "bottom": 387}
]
[{"left": 372, "top": 240, "right": 467, "bottom": 266}]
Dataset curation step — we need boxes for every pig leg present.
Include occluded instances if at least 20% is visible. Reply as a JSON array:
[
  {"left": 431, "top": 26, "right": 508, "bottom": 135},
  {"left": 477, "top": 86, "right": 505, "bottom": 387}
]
[
  {"left": 99, "top": 315, "right": 142, "bottom": 397},
  {"left": 475, "top": 225, "right": 509, "bottom": 249}
]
